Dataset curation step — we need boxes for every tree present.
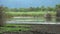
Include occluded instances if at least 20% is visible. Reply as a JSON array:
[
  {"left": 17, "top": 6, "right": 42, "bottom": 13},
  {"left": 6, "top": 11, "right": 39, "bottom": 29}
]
[
  {"left": 56, "top": 4, "right": 60, "bottom": 9},
  {"left": 56, "top": 4, "right": 60, "bottom": 22},
  {"left": 29, "top": 7, "right": 35, "bottom": 11},
  {"left": 35, "top": 7, "right": 41, "bottom": 11},
  {"left": 47, "top": 6, "right": 54, "bottom": 11},
  {"left": 3, "top": 7, "right": 9, "bottom": 12},
  {"left": 12, "top": 8, "right": 18, "bottom": 12},
  {"left": 0, "top": 6, "right": 5, "bottom": 27},
  {"left": 40, "top": 6, "right": 46, "bottom": 11}
]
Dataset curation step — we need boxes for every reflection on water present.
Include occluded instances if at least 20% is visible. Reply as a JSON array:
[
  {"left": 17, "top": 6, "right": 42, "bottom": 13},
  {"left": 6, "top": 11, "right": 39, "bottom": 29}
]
[{"left": 6, "top": 17, "right": 58, "bottom": 24}]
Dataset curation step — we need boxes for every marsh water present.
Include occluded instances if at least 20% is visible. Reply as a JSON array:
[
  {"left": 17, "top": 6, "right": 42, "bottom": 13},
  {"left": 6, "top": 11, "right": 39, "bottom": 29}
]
[{"left": 6, "top": 17, "right": 58, "bottom": 24}]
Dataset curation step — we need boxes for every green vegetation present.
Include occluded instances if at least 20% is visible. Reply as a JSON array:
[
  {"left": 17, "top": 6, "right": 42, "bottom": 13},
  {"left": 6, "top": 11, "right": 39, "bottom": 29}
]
[
  {"left": 6, "top": 11, "right": 56, "bottom": 17},
  {"left": 0, "top": 4, "right": 60, "bottom": 33},
  {"left": 4, "top": 4, "right": 60, "bottom": 18},
  {"left": 0, "top": 24, "right": 31, "bottom": 32},
  {"left": 1, "top": 27, "right": 30, "bottom": 32},
  {"left": 0, "top": 4, "right": 60, "bottom": 18}
]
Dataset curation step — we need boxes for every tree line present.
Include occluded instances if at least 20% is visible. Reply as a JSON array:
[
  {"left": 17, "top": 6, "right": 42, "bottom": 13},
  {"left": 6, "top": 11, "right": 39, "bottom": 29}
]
[{"left": 1, "top": 4, "right": 60, "bottom": 12}]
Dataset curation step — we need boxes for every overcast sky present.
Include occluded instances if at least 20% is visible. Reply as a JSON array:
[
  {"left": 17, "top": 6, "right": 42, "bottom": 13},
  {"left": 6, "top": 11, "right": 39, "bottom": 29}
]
[{"left": 0, "top": 0, "right": 60, "bottom": 8}]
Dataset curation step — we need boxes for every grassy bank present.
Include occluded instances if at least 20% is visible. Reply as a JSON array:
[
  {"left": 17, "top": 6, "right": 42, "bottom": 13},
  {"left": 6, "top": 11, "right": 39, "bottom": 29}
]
[
  {"left": 0, "top": 24, "right": 31, "bottom": 32},
  {"left": 5, "top": 11, "right": 56, "bottom": 17}
]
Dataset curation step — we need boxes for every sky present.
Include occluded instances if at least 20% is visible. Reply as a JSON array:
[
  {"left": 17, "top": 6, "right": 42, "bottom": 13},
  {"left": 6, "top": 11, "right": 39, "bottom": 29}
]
[{"left": 0, "top": 0, "right": 60, "bottom": 8}]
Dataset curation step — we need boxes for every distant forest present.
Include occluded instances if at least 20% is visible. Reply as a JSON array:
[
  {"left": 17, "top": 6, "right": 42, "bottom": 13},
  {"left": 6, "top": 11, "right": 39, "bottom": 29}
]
[{"left": 0, "top": 4, "right": 60, "bottom": 12}]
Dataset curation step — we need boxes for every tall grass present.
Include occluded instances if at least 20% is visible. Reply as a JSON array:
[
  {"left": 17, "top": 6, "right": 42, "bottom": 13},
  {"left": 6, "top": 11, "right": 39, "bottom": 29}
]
[{"left": 5, "top": 11, "right": 56, "bottom": 18}]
